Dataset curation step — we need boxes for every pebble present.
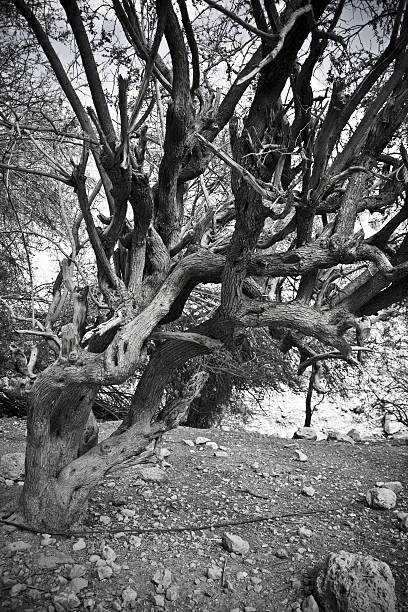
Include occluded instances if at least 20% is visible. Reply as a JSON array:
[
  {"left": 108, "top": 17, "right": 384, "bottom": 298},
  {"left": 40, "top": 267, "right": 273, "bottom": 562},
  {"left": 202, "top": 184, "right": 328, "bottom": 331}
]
[
  {"left": 207, "top": 566, "right": 223, "bottom": 580},
  {"left": 195, "top": 436, "right": 211, "bottom": 445},
  {"left": 182, "top": 439, "right": 195, "bottom": 447},
  {"left": 97, "top": 565, "right": 113, "bottom": 580},
  {"left": 69, "top": 577, "right": 88, "bottom": 593},
  {"left": 122, "top": 586, "right": 138, "bottom": 607},
  {"left": 298, "top": 527, "right": 313, "bottom": 538},
  {"left": 237, "top": 571, "right": 248, "bottom": 580},
  {"left": 294, "top": 450, "right": 308, "bottom": 462},
  {"left": 99, "top": 515, "right": 111, "bottom": 525},
  {"left": 153, "top": 594, "right": 165, "bottom": 607},
  {"left": 206, "top": 441, "right": 219, "bottom": 450},
  {"left": 275, "top": 548, "right": 290, "bottom": 559},
  {"left": 302, "top": 486, "right": 316, "bottom": 497},
  {"left": 72, "top": 538, "right": 86, "bottom": 551},
  {"left": 101, "top": 544, "right": 117, "bottom": 562},
  {"left": 165, "top": 585, "right": 179, "bottom": 601},
  {"left": 69, "top": 565, "right": 86, "bottom": 579},
  {"left": 89, "top": 555, "right": 101, "bottom": 563},
  {"left": 214, "top": 451, "right": 228, "bottom": 458},
  {"left": 10, "top": 583, "right": 25, "bottom": 596},
  {"left": 7, "top": 541, "right": 32, "bottom": 553},
  {"left": 222, "top": 532, "right": 250, "bottom": 555},
  {"left": 129, "top": 535, "right": 142, "bottom": 547},
  {"left": 366, "top": 487, "right": 397, "bottom": 509}
]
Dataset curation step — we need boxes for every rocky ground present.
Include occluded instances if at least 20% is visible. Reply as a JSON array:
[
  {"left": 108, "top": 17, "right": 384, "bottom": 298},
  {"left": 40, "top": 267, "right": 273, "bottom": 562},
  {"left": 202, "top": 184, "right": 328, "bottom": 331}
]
[{"left": 0, "top": 418, "right": 407, "bottom": 611}]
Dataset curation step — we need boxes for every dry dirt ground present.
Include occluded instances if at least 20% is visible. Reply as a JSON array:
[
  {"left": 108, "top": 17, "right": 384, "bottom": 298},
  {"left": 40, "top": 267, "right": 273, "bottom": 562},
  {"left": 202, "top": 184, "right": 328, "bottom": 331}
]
[{"left": 0, "top": 418, "right": 407, "bottom": 612}]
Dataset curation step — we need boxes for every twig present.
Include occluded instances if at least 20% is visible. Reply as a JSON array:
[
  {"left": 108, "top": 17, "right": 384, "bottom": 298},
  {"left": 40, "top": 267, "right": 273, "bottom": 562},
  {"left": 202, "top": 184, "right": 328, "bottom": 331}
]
[
  {"left": 0, "top": 509, "right": 326, "bottom": 537},
  {"left": 221, "top": 556, "right": 227, "bottom": 587},
  {"left": 237, "top": 487, "right": 269, "bottom": 500}
]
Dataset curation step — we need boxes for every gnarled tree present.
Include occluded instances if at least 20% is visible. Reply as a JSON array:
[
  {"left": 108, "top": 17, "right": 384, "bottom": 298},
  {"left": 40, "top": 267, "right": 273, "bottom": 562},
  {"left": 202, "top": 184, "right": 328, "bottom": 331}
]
[{"left": 2, "top": 0, "right": 408, "bottom": 531}]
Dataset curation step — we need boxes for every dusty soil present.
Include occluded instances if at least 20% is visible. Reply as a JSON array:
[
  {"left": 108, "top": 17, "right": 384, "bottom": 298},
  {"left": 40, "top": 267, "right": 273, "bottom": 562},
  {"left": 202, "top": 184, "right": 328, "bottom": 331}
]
[{"left": 0, "top": 418, "right": 407, "bottom": 612}]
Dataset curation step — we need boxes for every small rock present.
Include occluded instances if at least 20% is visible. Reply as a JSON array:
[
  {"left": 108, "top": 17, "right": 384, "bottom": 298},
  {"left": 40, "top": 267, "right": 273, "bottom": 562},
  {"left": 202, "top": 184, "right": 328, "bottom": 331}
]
[
  {"left": 69, "top": 565, "right": 86, "bottom": 579},
  {"left": 301, "top": 594, "right": 319, "bottom": 611},
  {"left": 244, "top": 607, "right": 257, "bottom": 612},
  {"left": 69, "top": 577, "right": 88, "bottom": 593},
  {"left": 377, "top": 481, "right": 403, "bottom": 494},
  {"left": 99, "top": 515, "right": 111, "bottom": 525},
  {"left": 165, "top": 585, "right": 179, "bottom": 601},
  {"left": 214, "top": 451, "right": 228, "bottom": 458},
  {"left": 327, "top": 431, "right": 355, "bottom": 444},
  {"left": 54, "top": 592, "right": 81, "bottom": 609},
  {"left": 275, "top": 548, "right": 290, "bottom": 559},
  {"left": 129, "top": 535, "right": 141, "bottom": 547},
  {"left": 366, "top": 487, "right": 397, "bottom": 510},
  {"left": 207, "top": 566, "right": 223, "bottom": 580},
  {"left": 152, "top": 568, "right": 172, "bottom": 588},
  {"left": 298, "top": 527, "right": 313, "bottom": 538},
  {"left": 302, "top": 486, "right": 316, "bottom": 497},
  {"left": 158, "top": 447, "right": 171, "bottom": 459},
  {"left": 37, "top": 551, "right": 74, "bottom": 568},
  {"left": 205, "top": 441, "right": 219, "bottom": 450},
  {"left": 122, "top": 586, "right": 138, "bottom": 607},
  {"left": 222, "top": 532, "right": 250, "bottom": 555},
  {"left": 121, "top": 508, "right": 136, "bottom": 517},
  {"left": 89, "top": 554, "right": 101, "bottom": 563},
  {"left": 136, "top": 466, "right": 168, "bottom": 483},
  {"left": 195, "top": 436, "right": 211, "bottom": 445},
  {"left": 236, "top": 571, "right": 248, "bottom": 580},
  {"left": 0, "top": 452, "right": 25, "bottom": 480},
  {"left": 72, "top": 538, "right": 86, "bottom": 551},
  {"left": 10, "top": 583, "right": 25, "bottom": 596},
  {"left": 347, "top": 428, "right": 362, "bottom": 442},
  {"left": 97, "top": 565, "right": 113, "bottom": 580},
  {"left": 294, "top": 450, "right": 308, "bottom": 462},
  {"left": 6, "top": 540, "right": 31, "bottom": 553},
  {"left": 153, "top": 594, "right": 165, "bottom": 607},
  {"left": 316, "top": 550, "right": 396, "bottom": 612},
  {"left": 101, "top": 544, "right": 117, "bottom": 562},
  {"left": 293, "top": 427, "right": 317, "bottom": 441},
  {"left": 182, "top": 439, "right": 195, "bottom": 447}
]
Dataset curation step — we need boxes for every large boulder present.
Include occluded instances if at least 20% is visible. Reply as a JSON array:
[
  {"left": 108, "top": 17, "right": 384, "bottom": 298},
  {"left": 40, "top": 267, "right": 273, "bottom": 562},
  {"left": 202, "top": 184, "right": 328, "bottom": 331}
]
[
  {"left": 366, "top": 487, "right": 397, "bottom": 510},
  {"left": 293, "top": 427, "right": 317, "bottom": 441},
  {"left": 316, "top": 551, "right": 396, "bottom": 612},
  {"left": 0, "top": 452, "right": 25, "bottom": 480}
]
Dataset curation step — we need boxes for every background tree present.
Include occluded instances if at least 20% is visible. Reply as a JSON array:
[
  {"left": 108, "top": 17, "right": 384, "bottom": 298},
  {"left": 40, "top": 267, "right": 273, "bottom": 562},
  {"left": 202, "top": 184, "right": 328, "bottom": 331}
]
[{"left": 2, "top": 0, "right": 408, "bottom": 531}]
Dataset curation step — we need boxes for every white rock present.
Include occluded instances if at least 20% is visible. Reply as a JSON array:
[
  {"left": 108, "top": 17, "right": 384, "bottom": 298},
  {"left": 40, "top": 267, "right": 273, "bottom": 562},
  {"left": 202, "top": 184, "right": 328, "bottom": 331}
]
[
  {"left": 294, "top": 450, "right": 308, "bottom": 462},
  {"left": 195, "top": 436, "right": 211, "bottom": 445},
  {"left": 97, "top": 565, "right": 113, "bottom": 580},
  {"left": 214, "top": 451, "right": 228, "bottom": 457},
  {"left": 0, "top": 452, "right": 25, "bottom": 480},
  {"left": 222, "top": 532, "right": 250, "bottom": 555},
  {"left": 136, "top": 466, "right": 168, "bottom": 483},
  {"left": 366, "top": 487, "right": 397, "bottom": 510},
  {"left": 298, "top": 526, "right": 313, "bottom": 538},
  {"left": 207, "top": 566, "right": 223, "bottom": 580},
  {"left": 72, "top": 538, "right": 86, "bottom": 551},
  {"left": 121, "top": 508, "right": 136, "bottom": 517},
  {"left": 101, "top": 544, "right": 117, "bottom": 562},
  {"left": 302, "top": 486, "right": 316, "bottom": 497},
  {"left": 165, "top": 585, "right": 179, "bottom": 601},
  {"left": 316, "top": 550, "right": 396, "bottom": 612},
  {"left": 293, "top": 427, "right": 317, "bottom": 441},
  {"left": 99, "top": 515, "right": 111, "bottom": 525},
  {"left": 206, "top": 441, "right": 219, "bottom": 450},
  {"left": 69, "top": 577, "right": 88, "bottom": 593},
  {"left": 6, "top": 540, "right": 31, "bottom": 553},
  {"left": 376, "top": 481, "right": 403, "bottom": 494},
  {"left": 122, "top": 586, "right": 138, "bottom": 607},
  {"left": 383, "top": 413, "right": 401, "bottom": 435},
  {"left": 153, "top": 594, "right": 165, "bottom": 607},
  {"left": 182, "top": 439, "right": 195, "bottom": 447},
  {"left": 129, "top": 535, "right": 142, "bottom": 547},
  {"left": 89, "top": 554, "right": 101, "bottom": 563}
]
